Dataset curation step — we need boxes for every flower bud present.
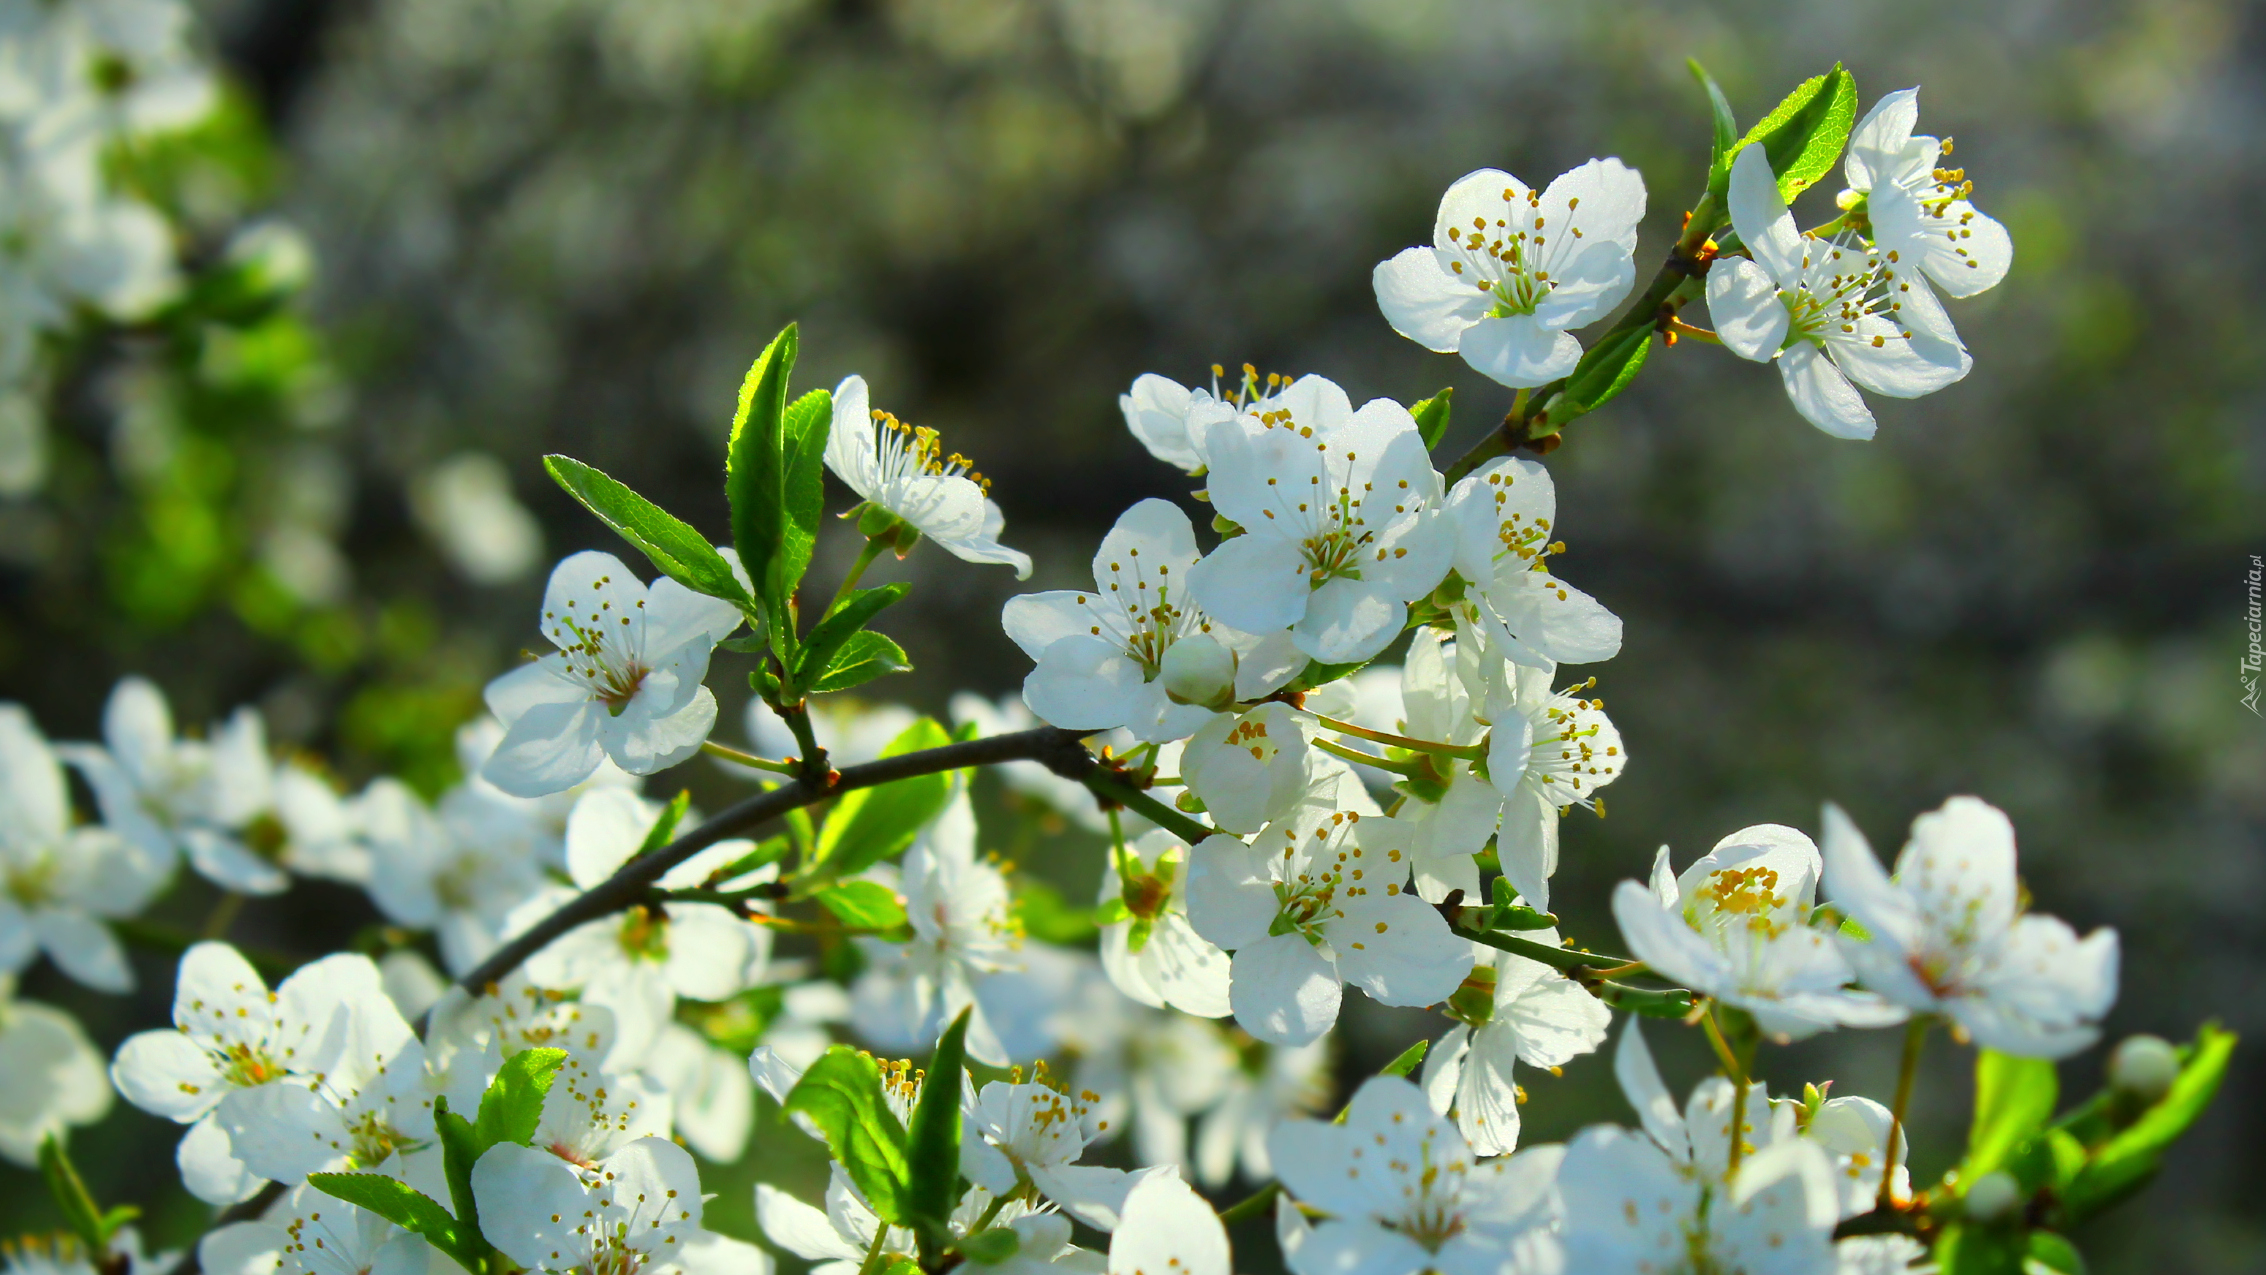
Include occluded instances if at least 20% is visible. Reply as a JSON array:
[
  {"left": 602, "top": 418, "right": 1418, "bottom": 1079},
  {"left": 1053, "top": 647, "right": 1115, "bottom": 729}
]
[
  {"left": 1963, "top": 1171, "right": 2021, "bottom": 1224},
  {"left": 1161, "top": 634, "right": 1237, "bottom": 710},
  {"left": 2108, "top": 1034, "right": 2180, "bottom": 1104}
]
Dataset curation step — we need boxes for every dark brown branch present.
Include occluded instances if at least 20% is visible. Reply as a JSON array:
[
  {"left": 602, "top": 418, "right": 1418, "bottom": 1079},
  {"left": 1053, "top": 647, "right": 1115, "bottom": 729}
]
[{"left": 452, "top": 726, "right": 1096, "bottom": 996}]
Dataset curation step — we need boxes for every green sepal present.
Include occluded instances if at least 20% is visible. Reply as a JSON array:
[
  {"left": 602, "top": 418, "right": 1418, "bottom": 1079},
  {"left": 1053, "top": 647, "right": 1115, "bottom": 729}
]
[
  {"left": 1723, "top": 64, "right": 1859, "bottom": 202},
  {"left": 474, "top": 1047, "right": 569, "bottom": 1154},
  {"left": 544, "top": 455, "right": 753, "bottom": 609},
  {"left": 784, "top": 1047, "right": 912, "bottom": 1226},
  {"left": 2060, "top": 1022, "right": 2236, "bottom": 1221},
  {"left": 306, "top": 1173, "right": 480, "bottom": 1270},
  {"left": 1411, "top": 387, "right": 1453, "bottom": 452},
  {"left": 1961, "top": 1050, "right": 2057, "bottom": 1185},
  {"left": 1380, "top": 1038, "right": 1430, "bottom": 1078},
  {"left": 809, "top": 629, "right": 913, "bottom": 694},
  {"left": 797, "top": 583, "right": 910, "bottom": 684},
  {"left": 814, "top": 880, "right": 910, "bottom": 933},
  {"left": 906, "top": 1008, "right": 973, "bottom": 1259},
  {"left": 811, "top": 717, "right": 954, "bottom": 877},
  {"left": 1288, "top": 657, "right": 1371, "bottom": 692},
  {"left": 1599, "top": 983, "right": 1697, "bottom": 1019},
  {"left": 430, "top": 1095, "right": 490, "bottom": 1267}
]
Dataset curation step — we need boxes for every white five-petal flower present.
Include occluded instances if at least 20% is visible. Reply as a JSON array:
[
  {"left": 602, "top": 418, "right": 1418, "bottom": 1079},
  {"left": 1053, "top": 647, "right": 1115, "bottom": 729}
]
[
  {"left": 1441, "top": 456, "right": 1621, "bottom": 670},
  {"left": 1705, "top": 144, "right": 1972, "bottom": 440},
  {"left": 825, "top": 375, "right": 1031, "bottom": 578},
  {"left": 0, "top": 975, "right": 112, "bottom": 1166},
  {"left": 1841, "top": 89, "right": 2013, "bottom": 317},
  {"left": 1098, "top": 828, "right": 1233, "bottom": 1019},
  {"left": 1822, "top": 796, "right": 2119, "bottom": 1058},
  {"left": 1419, "top": 935, "right": 1611, "bottom": 1157},
  {"left": 1374, "top": 160, "right": 1648, "bottom": 387},
  {"left": 481, "top": 550, "right": 743, "bottom": 798},
  {"left": 1188, "top": 376, "right": 1454, "bottom": 664}
]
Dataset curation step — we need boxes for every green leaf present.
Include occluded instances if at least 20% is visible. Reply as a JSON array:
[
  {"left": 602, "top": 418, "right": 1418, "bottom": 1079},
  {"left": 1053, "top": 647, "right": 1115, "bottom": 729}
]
[
  {"left": 1935, "top": 1223, "right": 2025, "bottom": 1275},
  {"left": 784, "top": 1047, "right": 912, "bottom": 1225},
  {"left": 1961, "top": 1050, "right": 2058, "bottom": 1184},
  {"left": 1688, "top": 59, "right": 1739, "bottom": 198},
  {"left": 1288, "top": 657, "right": 1370, "bottom": 693},
  {"left": 1724, "top": 64, "right": 1859, "bottom": 202},
  {"left": 307, "top": 1173, "right": 476, "bottom": 1269},
  {"left": 780, "top": 387, "right": 834, "bottom": 604},
  {"left": 811, "top": 630, "right": 912, "bottom": 694},
  {"left": 906, "top": 1008, "right": 972, "bottom": 1256},
  {"left": 1411, "top": 387, "right": 1453, "bottom": 452},
  {"left": 795, "top": 583, "right": 910, "bottom": 688},
  {"left": 959, "top": 1228, "right": 1021, "bottom": 1264},
  {"left": 2025, "top": 1231, "right": 2086, "bottom": 1275},
  {"left": 2061, "top": 1023, "right": 2236, "bottom": 1221},
  {"left": 813, "top": 716, "right": 954, "bottom": 877},
  {"left": 1554, "top": 324, "right": 1652, "bottom": 424},
  {"left": 725, "top": 324, "right": 803, "bottom": 644},
  {"left": 814, "top": 880, "right": 909, "bottom": 932},
  {"left": 1381, "top": 1039, "right": 1430, "bottom": 1078},
  {"left": 474, "top": 1047, "right": 569, "bottom": 1154},
  {"left": 39, "top": 1136, "right": 110, "bottom": 1253},
  {"left": 638, "top": 790, "right": 692, "bottom": 858},
  {"left": 545, "top": 456, "right": 752, "bottom": 608},
  {"left": 432, "top": 1095, "right": 488, "bottom": 1264},
  {"left": 705, "top": 836, "right": 790, "bottom": 885}
]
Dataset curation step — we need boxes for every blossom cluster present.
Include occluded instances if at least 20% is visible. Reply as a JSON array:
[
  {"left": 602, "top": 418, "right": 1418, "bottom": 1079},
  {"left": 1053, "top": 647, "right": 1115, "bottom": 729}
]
[{"left": 0, "top": 50, "right": 2216, "bottom": 1275}]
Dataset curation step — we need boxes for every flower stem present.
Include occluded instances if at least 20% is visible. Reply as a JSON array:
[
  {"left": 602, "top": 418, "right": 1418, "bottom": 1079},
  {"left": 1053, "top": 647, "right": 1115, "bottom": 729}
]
[
  {"left": 1313, "top": 714, "right": 1483, "bottom": 760},
  {"left": 201, "top": 891, "right": 244, "bottom": 941},
  {"left": 1700, "top": 1003, "right": 1754, "bottom": 1176},
  {"left": 826, "top": 536, "right": 893, "bottom": 619},
  {"left": 700, "top": 740, "right": 799, "bottom": 775},
  {"left": 1878, "top": 1016, "right": 1929, "bottom": 1210},
  {"left": 1082, "top": 772, "right": 1214, "bottom": 845},
  {"left": 1311, "top": 737, "right": 1425, "bottom": 775},
  {"left": 1217, "top": 1181, "right": 1280, "bottom": 1225},
  {"left": 1449, "top": 924, "right": 1642, "bottom": 974}
]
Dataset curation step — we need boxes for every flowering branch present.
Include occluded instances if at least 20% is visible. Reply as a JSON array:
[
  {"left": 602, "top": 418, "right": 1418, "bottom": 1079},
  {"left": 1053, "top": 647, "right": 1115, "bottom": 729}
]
[{"left": 452, "top": 725, "right": 1096, "bottom": 996}]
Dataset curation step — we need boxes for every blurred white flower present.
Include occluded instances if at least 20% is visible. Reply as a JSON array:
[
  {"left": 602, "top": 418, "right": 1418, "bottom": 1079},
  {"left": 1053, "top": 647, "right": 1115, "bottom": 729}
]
[
  {"left": 0, "top": 974, "right": 112, "bottom": 1165},
  {"left": 412, "top": 452, "right": 546, "bottom": 585}
]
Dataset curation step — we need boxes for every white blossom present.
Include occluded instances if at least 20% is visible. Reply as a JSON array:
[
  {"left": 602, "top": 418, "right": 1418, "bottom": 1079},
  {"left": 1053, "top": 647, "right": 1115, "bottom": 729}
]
[
  {"left": 1187, "top": 376, "right": 1454, "bottom": 664},
  {"left": 963, "top": 1077, "right": 1164, "bottom": 1230},
  {"left": 1374, "top": 160, "right": 1647, "bottom": 387},
  {"left": 1841, "top": 90, "right": 2013, "bottom": 315},
  {"left": 1822, "top": 797, "right": 2119, "bottom": 1058},
  {"left": 1186, "top": 803, "right": 1470, "bottom": 1046},
  {"left": 825, "top": 375, "right": 1031, "bottom": 577},
  {"left": 1178, "top": 701, "right": 1317, "bottom": 835},
  {"left": 1268, "top": 1075, "right": 1561, "bottom": 1275},
  {"left": 472, "top": 1136, "right": 716, "bottom": 1275},
  {"left": 1107, "top": 1174, "right": 1228, "bottom": 1275},
  {"left": 1193, "top": 1036, "right": 1330, "bottom": 1189},
  {"left": 1419, "top": 936, "right": 1610, "bottom": 1156},
  {"left": 1004, "top": 499, "right": 1297, "bottom": 743},
  {"left": 481, "top": 550, "right": 744, "bottom": 797},
  {"left": 1097, "top": 828, "right": 1233, "bottom": 1017},
  {"left": 1705, "top": 145, "right": 1970, "bottom": 440},
  {"left": 1613, "top": 823, "right": 1902, "bottom": 1041},
  {"left": 197, "top": 1181, "right": 436, "bottom": 1275},
  {"left": 0, "top": 975, "right": 112, "bottom": 1165},
  {"left": 1441, "top": 457, "right": 1621, "bottom": 669},
  {"left": 0, "top": 703, "right": 167, "bottom": 992},
  {"left": 362, "top": 778, "right": 547, "bottom": 978},
  {"left": 1119, "top": 364, "right": 1291, "bottom": 475}
]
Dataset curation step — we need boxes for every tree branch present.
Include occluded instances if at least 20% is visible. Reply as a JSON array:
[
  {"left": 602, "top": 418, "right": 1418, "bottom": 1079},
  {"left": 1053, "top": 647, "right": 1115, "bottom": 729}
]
[{"left": 453, "top": 726, "right": 1097, "bottom": 996}]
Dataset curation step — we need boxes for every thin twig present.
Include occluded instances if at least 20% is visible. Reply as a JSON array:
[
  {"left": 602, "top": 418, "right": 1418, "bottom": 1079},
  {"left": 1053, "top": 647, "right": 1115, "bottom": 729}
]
[{"left": 453, "top": 726, "right": 1096, "bottom": 996}]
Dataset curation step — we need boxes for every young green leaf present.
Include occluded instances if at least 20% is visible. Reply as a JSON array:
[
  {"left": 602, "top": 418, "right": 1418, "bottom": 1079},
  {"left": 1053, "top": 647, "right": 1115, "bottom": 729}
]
[
  {"left": 725, "top": 324, "right": 802, "bottom": 640},
  {"left": 473, "top": 1047, "right": 569, "bottom": 1154},
  {"left": 636, "top": 789, "right": 693, "bottom": 858},
  {"left": 1554, "top": 324, "right": 1652, "bottom": 424},
  {"left": 432, "top": 1095, "right": 488, "bottom": 1263},
  {"left": 784, "top": 1047, "right": 912, "bottom": 1225},
  {"left": 810, "top": 630, "right": 912, "bottom": 694},
  {"left": 2061, "top": 1023, "right": 2236, "bottom": 1221},
  {"left": 306, "top": 1173, "right": 476, "bottom": 1269},
  {"left": 1411, "top": 387, "right": 1453, "bottom": 451},
  {"left": 38, "top": 1136, "right": 110, "bottom": 1254},
  {"left": 1933, "top": 1223, "right": 2025, "bottom": 1275},
  {"left": 1961, "top": 1049, "right": 2058, "bottom": 1184},
  {"left": 814, "top": 880, "right": 910, "bottom": 932},
  {"left": 1380, "top": 1038, "right": 1430, "bottom": 1078},
  {"left": 811, "top": 717, "right": 954, "bottom": 877},
  {"left": 544, "top": 456, "right": 752, "bottom": 608},
  {"left": 905, "top": 1008, "right": 972, "bottom": 1256},
  {"left": 777, "top": 387, "right": 835, "bottom": 615},
  {"left": 795, "top": 583, "right": 910, "bottom": 689},
  {"left": 1723, "top": 64, "right": 1858, "bottom": 202},
  {"left": 1688, "top": 58, "right": 1739, "bottom": 199},
  {"left": 958, "top": 1229, "right": 1021, "bottom": 1264}
]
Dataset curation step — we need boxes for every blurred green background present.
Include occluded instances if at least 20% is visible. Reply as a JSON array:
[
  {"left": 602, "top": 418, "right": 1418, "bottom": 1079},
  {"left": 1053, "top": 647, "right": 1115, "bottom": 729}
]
[{"left": 0, "top": 0, "right": 2259, "bottom": 1272}]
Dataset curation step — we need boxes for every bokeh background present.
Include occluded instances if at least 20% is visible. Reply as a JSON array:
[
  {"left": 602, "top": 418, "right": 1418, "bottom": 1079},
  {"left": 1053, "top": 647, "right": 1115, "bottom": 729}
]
[{"left": 1, "top": 0, "right": 2260, "bottom": 1272}]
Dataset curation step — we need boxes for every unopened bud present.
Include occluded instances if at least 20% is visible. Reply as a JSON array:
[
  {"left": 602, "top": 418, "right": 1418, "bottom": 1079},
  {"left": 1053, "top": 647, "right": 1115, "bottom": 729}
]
[
  {"left": 1161, "top": 635, "right": 1237, "bottom": 709},
  {"left": 1963, "top": 1171, "right": 2021, "bottom": 1224},
  {"left": 2108, "top": 1034, "right": 2180, "bottom": 1104}
]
